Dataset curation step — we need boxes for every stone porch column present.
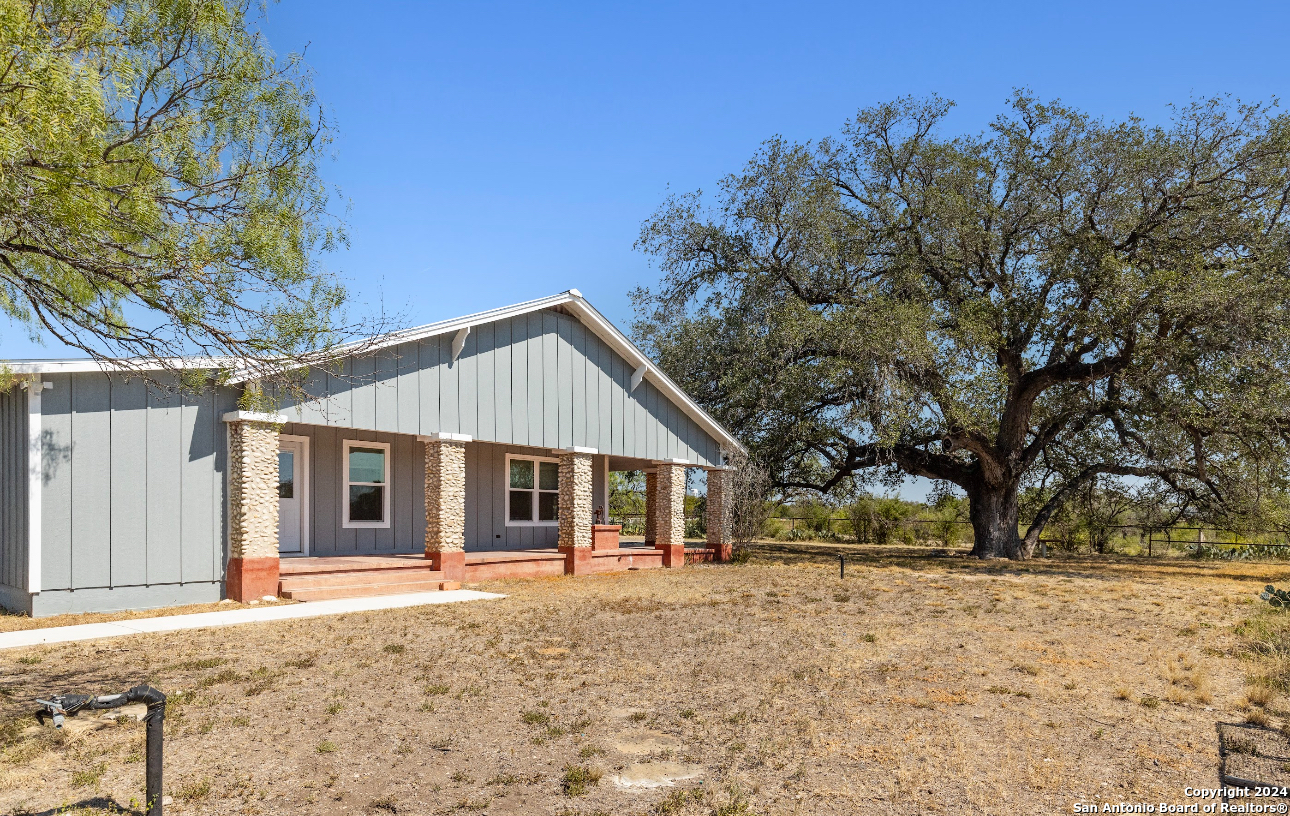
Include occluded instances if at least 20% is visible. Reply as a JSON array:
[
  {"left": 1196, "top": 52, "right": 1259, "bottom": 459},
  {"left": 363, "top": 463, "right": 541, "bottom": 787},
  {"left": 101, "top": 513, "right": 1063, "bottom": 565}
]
[
  {"left": 705, "top": 467, "right": 732, "bottom": 562},
  {"left": 654, "top": 461, "right": 687, "bottom": 567},
  {"left": 422, "top": 433, "right": 470, "bottom": 581},
  {"left": 643, "top": 469, "right": 657, "bottom": 545},
  {"left": 223, "top": 410, "right": 287, "bottom": 602},
  {"left": 558, "top": 447, "right": 596, "bottom": 575}
]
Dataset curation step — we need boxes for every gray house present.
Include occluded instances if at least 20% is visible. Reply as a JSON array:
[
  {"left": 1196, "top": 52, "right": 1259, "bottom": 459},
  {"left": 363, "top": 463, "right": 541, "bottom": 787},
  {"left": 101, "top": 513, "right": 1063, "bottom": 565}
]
[{"left": 0, "top": 291, "right": 740, "bottom": 616}]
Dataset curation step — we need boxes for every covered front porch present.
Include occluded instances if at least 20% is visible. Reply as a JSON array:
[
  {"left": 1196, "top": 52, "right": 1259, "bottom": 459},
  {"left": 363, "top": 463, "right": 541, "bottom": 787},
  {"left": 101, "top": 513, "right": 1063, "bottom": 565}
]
[{"left": 223, "top": 413, "right": 732, "bottom": 601}]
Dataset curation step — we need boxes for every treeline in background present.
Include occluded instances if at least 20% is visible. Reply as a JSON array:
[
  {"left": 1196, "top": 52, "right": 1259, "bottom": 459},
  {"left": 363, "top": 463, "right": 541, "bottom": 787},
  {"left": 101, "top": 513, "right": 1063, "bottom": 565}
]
[{"left": 609, "top": 472, "right": 1290, "bottom": 561}]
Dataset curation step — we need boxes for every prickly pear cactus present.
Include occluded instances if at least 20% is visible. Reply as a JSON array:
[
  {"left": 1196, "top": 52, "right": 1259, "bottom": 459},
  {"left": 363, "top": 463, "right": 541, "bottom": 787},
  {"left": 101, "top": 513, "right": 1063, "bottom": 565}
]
[{"left": 1259, "top": 585, "right": 1290, "bottom": 609}]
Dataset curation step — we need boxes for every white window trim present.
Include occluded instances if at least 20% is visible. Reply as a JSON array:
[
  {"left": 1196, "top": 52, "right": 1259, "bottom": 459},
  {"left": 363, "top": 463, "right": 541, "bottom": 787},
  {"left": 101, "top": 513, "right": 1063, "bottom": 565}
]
[
  {"left": 278, "top": 434, "right": 311, "bottom": 556},
  {"left": 505, "top": 453, "right": 560, "bottom": 527},
  {"left": 343, "top": 439, "right": 391, "bottom": 529}
]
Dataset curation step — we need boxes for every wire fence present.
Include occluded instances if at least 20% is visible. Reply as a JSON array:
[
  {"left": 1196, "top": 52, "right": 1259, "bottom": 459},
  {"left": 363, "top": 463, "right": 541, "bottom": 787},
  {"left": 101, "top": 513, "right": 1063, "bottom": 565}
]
[{"left": 685, "top": 513, "right": 1290, "bottom": 559}]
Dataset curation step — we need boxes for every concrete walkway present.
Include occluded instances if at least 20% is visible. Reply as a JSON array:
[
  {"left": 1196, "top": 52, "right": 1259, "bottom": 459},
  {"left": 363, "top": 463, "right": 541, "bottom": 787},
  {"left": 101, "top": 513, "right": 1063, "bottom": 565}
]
[{"left": 0, "top": 589, "right": 505, "bottom": 651}]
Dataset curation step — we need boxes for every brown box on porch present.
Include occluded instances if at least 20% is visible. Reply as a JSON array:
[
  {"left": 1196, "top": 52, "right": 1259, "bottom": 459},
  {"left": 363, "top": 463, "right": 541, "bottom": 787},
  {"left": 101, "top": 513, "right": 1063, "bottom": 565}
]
[{"left": 591, "top": 524, "right": 621, "bottom": 551}]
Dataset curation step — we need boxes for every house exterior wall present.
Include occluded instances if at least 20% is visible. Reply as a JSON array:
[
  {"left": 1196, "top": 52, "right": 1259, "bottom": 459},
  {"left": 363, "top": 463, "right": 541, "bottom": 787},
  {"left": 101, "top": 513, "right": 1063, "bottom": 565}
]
[
  {"left": 274, "top": 309, "right": 723, "bottom": 467},
  {"left": 0, "top": 386, "right": 28, "bottom": 610},
  {"left": 280, "top": 428, "right": 602, "bottom": 555},
  {"left": 26, "top": 372, "right": 237, "bottom": 615},
  {"left": 278, "top": 423, "right": 426, "bottom": 556}
]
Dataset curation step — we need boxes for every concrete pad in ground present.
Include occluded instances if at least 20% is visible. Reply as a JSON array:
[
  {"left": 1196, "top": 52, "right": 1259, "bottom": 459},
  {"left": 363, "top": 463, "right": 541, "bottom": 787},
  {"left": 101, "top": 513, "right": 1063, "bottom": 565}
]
[{"left": 609, "top": 762, "right": 704, "bottom": 789}]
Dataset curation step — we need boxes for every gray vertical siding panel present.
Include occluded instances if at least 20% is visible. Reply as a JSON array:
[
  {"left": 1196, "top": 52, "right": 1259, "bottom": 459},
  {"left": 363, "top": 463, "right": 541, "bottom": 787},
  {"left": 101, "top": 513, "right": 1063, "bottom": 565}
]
[
  {"left": 459, "top": 327, "right": 479, "bottom": 439},
  {"left": 294, "top": 367, "right": 329, "bottom": 425},
  {"left": 146, "top": 385, "right": 182, "bottom": 584},
  {"left": 511, "top": 316, "right": 529, "bottom": 446},
  {"left": 313, "top": 425, "right": 338, "bottom": 554},
  {"left": 580, "top": 325, "right": 596, "bottom": 450},
  {"left": 541, "top": 312, "right": 559, "bottom": 447},
  {"left": 110, "top": 379, "right": 148, "bottom": 587},
  {"left": 527, "top": 312, "right": 544, "bottom": 445},
  {"left": 418, "top": 339, "right": 440, "bottom": 434},
  {"left": 439, "top": 334, "right": 460, "bottom": 434},
  {"left": 41, "top": 375, "right": 71, "bottom": 590},
  {"left": 71, "top": 375, "right": 111, "bottom": 588},
  {"left": 327, "top": 359, "right": 354, "bottom": 428},
  {"left": 557, "top": 316, "right": 575, "bottom": 449},
  {"left": 595, "top": 337, "right": 611, "bottom": 454},
  {"left": 374, "top": 350, "right": 399, "bottom": 433},
  {"left": 392, "top": 432, "right": 414, "bottom": 551},
  {"left": 493, "top": 320, "right": 512, "bottom": 444},
  {"left": 351, "top": 355, "right": 377, "bottom": 432},
  {"left": 616, "top": 350, "right": 632, "bottom": 458},
  {"left": 0, "top": 387, "right": 28, "bottom": 590},
  {"left": 567, "top": 318, "right": 584, "bottom": 448},
  {"left": 180, "top": 388, "right": 216, "bottom": 582},
  {"left": 395, "top": 342, "right": 420, "bottom": 435},
  {"left": 468, "top": 443, "right": 482, "bottom": 547},
  {"left": 475, "top": 322, "right": 495, "bottom": 443}
]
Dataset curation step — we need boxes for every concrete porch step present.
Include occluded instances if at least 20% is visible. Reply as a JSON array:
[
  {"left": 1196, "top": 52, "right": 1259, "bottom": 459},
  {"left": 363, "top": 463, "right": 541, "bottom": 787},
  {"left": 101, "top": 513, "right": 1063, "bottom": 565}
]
[
  {"left": 280, "top": 579, "right": 461, "bottom": 601},
  {"left": 279, "top": 567, "right": 446, "bottom": 590}
]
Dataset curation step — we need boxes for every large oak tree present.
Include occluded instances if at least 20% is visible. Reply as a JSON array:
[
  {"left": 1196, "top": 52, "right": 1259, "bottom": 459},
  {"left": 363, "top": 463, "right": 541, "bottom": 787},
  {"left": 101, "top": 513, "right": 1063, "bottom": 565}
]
[{"left": 634, "top": 93, "right": 1290, "bottom": 558}]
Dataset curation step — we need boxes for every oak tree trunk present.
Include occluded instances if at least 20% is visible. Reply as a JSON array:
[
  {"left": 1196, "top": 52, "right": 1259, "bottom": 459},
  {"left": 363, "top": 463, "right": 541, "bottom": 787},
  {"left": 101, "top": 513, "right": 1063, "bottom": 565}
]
[{"left": 967, "top": 484, "right": 1031, "bottom": 559}]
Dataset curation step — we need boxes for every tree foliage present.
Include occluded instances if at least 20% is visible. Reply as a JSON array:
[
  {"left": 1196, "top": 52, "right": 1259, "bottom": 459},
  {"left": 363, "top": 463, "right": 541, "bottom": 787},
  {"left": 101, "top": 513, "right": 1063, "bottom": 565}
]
[
  {"left": 0, "top": 0, "right": 363, "bottom": 379},
  {"left": 634, "top": 92, "right": 1290, "bottom": 558}
]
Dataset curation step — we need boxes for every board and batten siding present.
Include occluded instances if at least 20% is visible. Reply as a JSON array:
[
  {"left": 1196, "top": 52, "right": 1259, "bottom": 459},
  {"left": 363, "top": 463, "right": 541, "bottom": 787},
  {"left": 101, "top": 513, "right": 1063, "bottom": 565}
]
[
  {"left": 281, "top": 429, "right": 607, "bottom": 554},
  {"left": 276, "top": 309, "right": 723, "bottom": 467},
  {"left": 0, "top": 386, "right": 28, "bottom": 609},
  {"left": 278, "top": 423, "right": 425, "bottom": 556},
  {"left": 28, "top": 372, "right": 237, "bottom": 615}
]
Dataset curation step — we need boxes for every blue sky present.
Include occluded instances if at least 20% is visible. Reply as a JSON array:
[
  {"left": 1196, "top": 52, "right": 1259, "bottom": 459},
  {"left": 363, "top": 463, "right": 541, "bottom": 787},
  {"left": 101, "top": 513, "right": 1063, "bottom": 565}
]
[{"left": 7, "top": 0, "right": 1289, "bottom": 497}]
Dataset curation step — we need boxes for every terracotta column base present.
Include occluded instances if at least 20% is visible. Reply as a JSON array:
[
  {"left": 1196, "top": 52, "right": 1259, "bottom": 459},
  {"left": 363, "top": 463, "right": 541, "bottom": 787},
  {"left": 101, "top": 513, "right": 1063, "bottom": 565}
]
[
  {"left": 710, "top": 542, "right": 733, "bottom": 562},
  {"left": 591, "top": 524, "right": 621, "bottom": 551},
  {"left": 227, "top": 557, "right": 280, "bottom": 602},
  {"left": 427, "top": 550, "right": 466, "bottom": 582},
  {"left": 560, "top": 545, "right": 593, "bottom": 576},
  {"left": 659, "top": 543, "right": 685, "bottom": 568}
]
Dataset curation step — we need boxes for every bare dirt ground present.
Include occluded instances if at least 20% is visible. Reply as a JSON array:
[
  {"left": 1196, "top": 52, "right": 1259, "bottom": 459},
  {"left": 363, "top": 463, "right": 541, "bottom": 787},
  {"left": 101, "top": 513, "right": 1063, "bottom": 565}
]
[{"left": 1, "top": 542, "right": 1285, "bottom": 816}]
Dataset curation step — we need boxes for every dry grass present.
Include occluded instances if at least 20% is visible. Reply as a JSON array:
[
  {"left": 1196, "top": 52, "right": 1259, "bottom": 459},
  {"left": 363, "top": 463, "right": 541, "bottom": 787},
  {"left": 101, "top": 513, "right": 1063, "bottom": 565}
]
[{"left": 0, "top": 540, "right": 1284, "bottom": 815}]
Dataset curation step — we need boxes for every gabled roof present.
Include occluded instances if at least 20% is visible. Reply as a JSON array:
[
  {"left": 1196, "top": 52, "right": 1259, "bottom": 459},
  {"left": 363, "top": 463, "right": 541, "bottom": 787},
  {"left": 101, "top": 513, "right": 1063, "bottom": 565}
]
[{"left": 3, "top": 290, "right": 744, "bottom": 455}]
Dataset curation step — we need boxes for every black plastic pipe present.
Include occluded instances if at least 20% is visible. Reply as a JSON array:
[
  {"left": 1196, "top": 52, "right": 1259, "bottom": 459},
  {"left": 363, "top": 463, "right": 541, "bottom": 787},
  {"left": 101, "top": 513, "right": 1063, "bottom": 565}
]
[{"left": 36, "top": 684, "right": 166, "bottom": 816}]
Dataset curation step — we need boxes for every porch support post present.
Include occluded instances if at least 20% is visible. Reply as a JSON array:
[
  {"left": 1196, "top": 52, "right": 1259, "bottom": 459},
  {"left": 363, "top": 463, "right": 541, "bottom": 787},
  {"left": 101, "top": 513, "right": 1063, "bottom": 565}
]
[
  {"left": 422, "top": 433, "right": 470, "bottom": 581},
  {"left": 655, "top": 461, "right": 687, "bottom": 567},
  {"left": 643, "top": 469, "right": 657, "bottom": 546},
  {"left": 222, "top": 410, "right": 286, "bottom": 602},
  {"left": 558, "top": 447, "right": 596, "bottom": 576},
  {"left": 705, "top": 467, "right": 732, "bottom": 562}
]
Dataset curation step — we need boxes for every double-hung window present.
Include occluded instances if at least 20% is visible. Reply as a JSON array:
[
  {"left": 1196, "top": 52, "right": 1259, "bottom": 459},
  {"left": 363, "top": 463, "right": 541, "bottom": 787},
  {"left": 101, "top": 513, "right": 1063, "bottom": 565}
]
[
  {"left": 507, "top": 455, "right": 559, "bottom": 525},
  {"left": 343, "top": 440, "right": 390, "bottom": 528}
]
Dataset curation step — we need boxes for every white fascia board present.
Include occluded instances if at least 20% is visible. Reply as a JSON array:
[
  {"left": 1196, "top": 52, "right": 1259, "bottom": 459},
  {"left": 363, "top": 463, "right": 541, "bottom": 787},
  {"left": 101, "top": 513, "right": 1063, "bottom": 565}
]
[
  {"left": 2, "top": 357, "right": 231, "bottom": 375},
  {"left": 564, "top": 446, "right": 599, "bottom": 454},
  {"left": 221, "top": 410, "right": 289, "bottom": 424},
  {"left": 418, "top": 432, "right": 473, "bottom": 443}
]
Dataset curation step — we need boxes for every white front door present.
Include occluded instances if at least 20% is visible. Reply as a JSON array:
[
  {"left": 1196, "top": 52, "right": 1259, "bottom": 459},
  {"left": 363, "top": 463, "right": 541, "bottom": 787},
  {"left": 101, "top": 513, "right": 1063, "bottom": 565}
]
[{"left": 278, "top": 438, "right": 308, "bottom": 554}]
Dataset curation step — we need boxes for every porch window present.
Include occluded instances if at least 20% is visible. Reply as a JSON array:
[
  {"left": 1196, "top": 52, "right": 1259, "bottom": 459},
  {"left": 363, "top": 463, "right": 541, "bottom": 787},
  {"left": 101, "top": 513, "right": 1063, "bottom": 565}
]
[
  {"left": 507, "top": 455, "right": 559, "bottom": 525},
  {"left": 343, "top": 439, "right": 390, "bottom": 528}
]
